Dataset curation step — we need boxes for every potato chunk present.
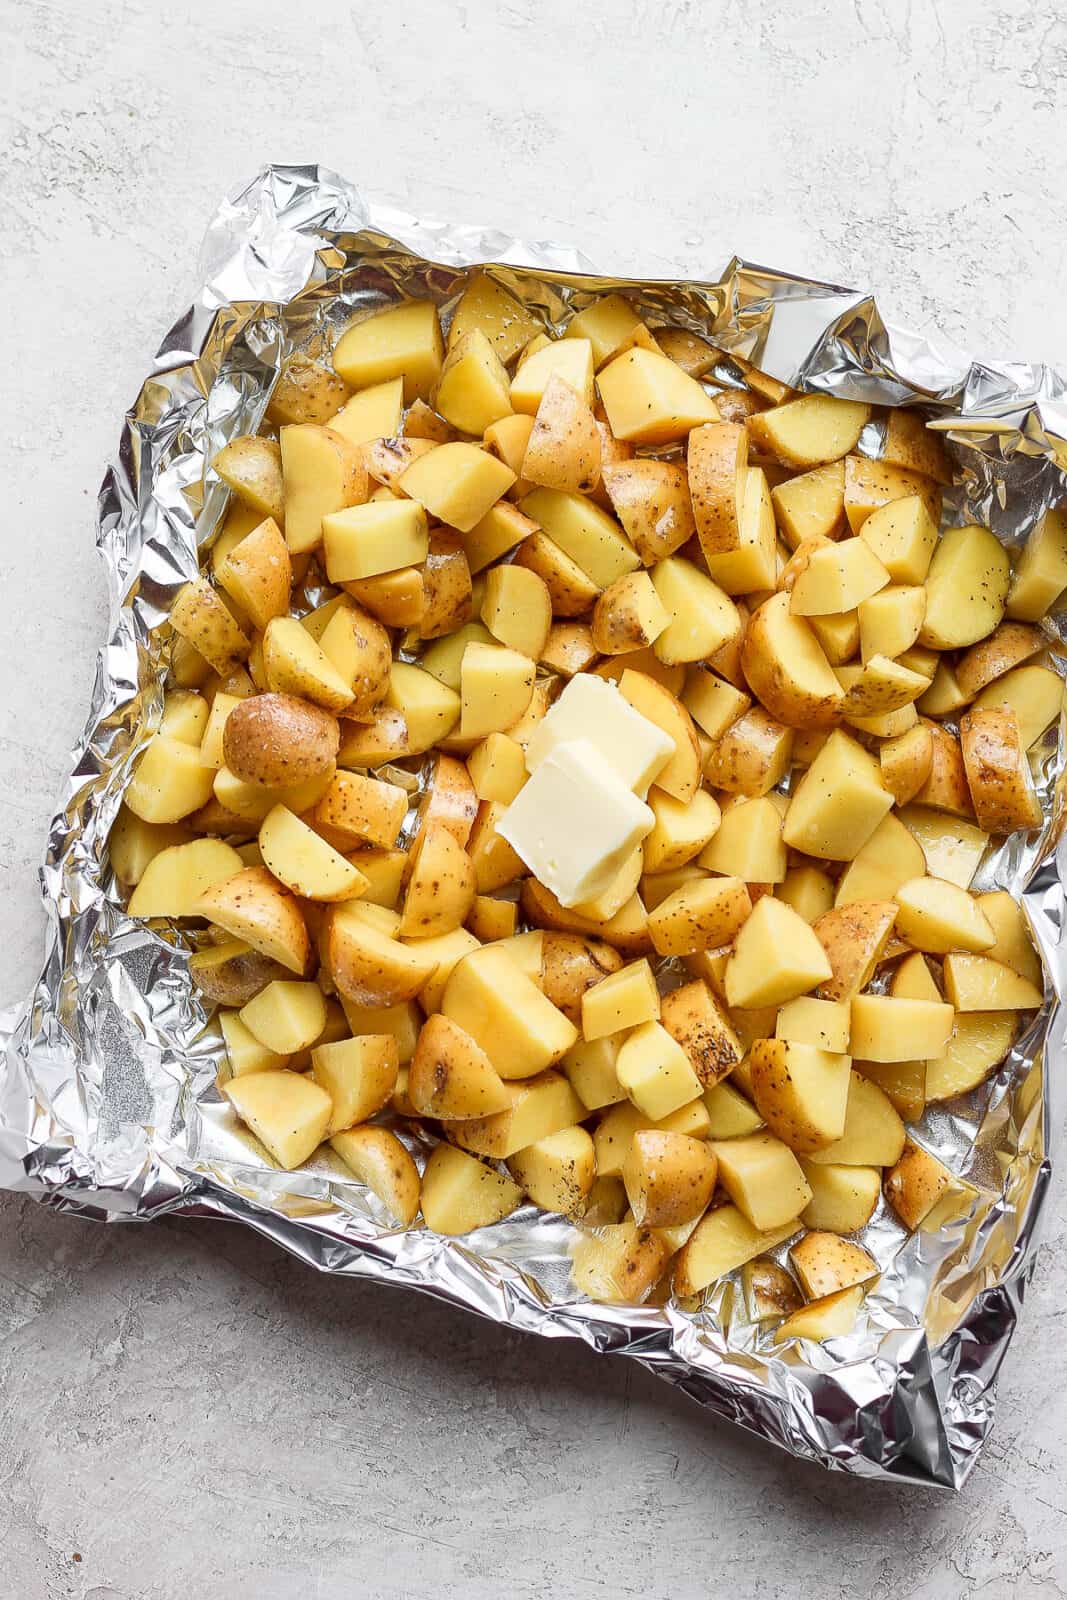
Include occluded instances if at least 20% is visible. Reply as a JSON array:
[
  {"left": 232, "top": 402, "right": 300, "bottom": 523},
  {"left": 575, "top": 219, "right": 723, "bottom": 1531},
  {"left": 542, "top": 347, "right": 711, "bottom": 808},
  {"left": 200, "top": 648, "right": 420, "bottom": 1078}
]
[
  {"left": 789, "top": 1232, "right": 878, "bottom": 1299},
  {"left": 420, "top": 1143, "right": 523, "bottom": 1234},
  {"left": 311, "top": 1034, "right": 399, "bottom": 1135},
  {"left": 749, "top": 1040, "right": 851, "bottom": 1154},
  {"left": 223, "top": 1070, "right": 332, "bottom": 1169},
  {"left": 893, "top": 875, "right": 995, "bottom": 954},
  {"left": 673, "top": 1205, "right": 798, "bottom": 1297},
  {"left": 712, "top": 1132, "right": 812, "bottom": 1231},
  {"left": 724, "top": 895, "right": 833, "bottom": 1009},
  {"left": 959, "top": 706, "right": 1043, "bottom": 835},
  {"left": 508, "top": 1126, "right": 596, "bottom": 1215},
  {"left": 622, "top": 1130, "right": 717, "bottom": 1227}
]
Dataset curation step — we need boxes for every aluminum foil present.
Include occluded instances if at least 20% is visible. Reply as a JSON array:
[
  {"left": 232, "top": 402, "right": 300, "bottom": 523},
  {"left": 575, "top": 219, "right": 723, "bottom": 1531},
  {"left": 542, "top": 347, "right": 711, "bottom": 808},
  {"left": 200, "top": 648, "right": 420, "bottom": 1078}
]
[{"left": 2, "top": 162, "right": 1065, "bottom": 1490}]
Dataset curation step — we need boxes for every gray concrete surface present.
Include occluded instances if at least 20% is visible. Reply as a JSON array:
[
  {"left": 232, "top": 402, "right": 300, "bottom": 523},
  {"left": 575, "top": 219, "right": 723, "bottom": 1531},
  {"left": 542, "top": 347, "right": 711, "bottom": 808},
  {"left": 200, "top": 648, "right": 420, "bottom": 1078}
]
[{"left": 2, "top": 1, "right": 1067, "bottom": 1594}]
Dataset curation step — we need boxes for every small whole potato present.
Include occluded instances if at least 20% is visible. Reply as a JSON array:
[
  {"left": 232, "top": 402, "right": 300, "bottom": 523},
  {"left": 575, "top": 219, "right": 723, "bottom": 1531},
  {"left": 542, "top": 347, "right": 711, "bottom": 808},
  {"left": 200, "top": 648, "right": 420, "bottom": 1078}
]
[{"left": 223, "top": 692, "right": 340, "bottom": 786}]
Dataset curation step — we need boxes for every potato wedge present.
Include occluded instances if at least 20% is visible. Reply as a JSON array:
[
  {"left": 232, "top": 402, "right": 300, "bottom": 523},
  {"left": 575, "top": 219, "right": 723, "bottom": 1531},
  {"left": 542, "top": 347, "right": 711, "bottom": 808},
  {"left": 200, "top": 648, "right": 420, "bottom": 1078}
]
[
  {"left": 447, "top": 1070, "right": 585, "bottom": 1160},
  {"left": 622, "top": 1130, "right": 717, "bottom": 1227},
  {"left": 617, "top": 669, "right": 702, "bottom": 802},
  {"left": 520, "top": 373, "right": 600, "bottom": 493},
  {"left": 660, "top": 980, "right": 743, "bottom": 1087},
  {"left": 215, "top": 517, "right": 292, "bottom": 631},
  {"left": 893, "top": 875, "right": 995, "bottom": 954},
  {"left": 573, "top": 1215, "right": 673, "bottom": 1304},
  {"left": 223, "top": 1069, "right": 332, "bottom": 1168},
  {"left": 813, "top": 900, "right": 897, "bottom": 1002},
  {"left": 326, "top": 902, "right": 438, "bottom": 1006},
  {"left": 408, "top": 1013, "right": 511, "bottom": 1120},
  {"left": 942, "top": 952, "right": 1042, "bottom": 1011},
  {"left": 749, "top": 1040, "right": 851, "bottom": 1153},
  {"left": 740, "top": 592, "right": 844, "bottom": 729},
  {"left": 648, "top": 876, "right": 752, "bottom": 957},
  {"left": 190, "top": 939, "right": 288, "bottom": 1007},
  {"left": 959, "top": 706, "right": 1043, "bottom": 834},
  {"left": 215, "top": 436, "right": 285, "bottom": 523},
  {"left": 843, "top": 457, "right": 941, "bottom": 534},
  {"left": 420, "top": 1143, "right": 523, "bottom": 1235},
  {"left": 774, "top": 1284, "right": 866, "bottom": 1343},
  {"left": 806, "top": 1070, "right": 906, "bottom": 1166},
  {"left": 712, "top": 1132, "right": 813, "bottom": 1231},
  {"left": 748, "top": 395, "right": 870, "bottom": 468},
  {"left": 799, "top": 1161, "right": 881, "bottom": 1234},
  {"left": 398, "top": 826, "right": 476, "bottom": 938},
  {"left": 170, "top": 579, "right": 250, "bottom": 675},
  {"left": 601, "top": 459, "right": 695, "bottom": 565},
  {"left": 789, "top": 1232, "right": 878, "bottom": 1299},
  {"left": 770, "top": 460, "right": 845, "bottom": 549},
  {"left": 280, "top": 423, "right": 368, "bottom": 555},
  {"left": 507, "top": 1126, "right": 596, "bottom": 1216},
  {"left": 879, "top": 722, "right": 934, "bottom": 806},
  {"left": 672, "top": 1205, "right": 798, "bottom": 1297},
  {"left": 330, "top": 1126, "right": 420, "bottom": 1226},
  {"left": 955, "top": 622, "right": 1044, "bottom": 700},
  {"left": 925, "top": 1011, "right": 1018, "bottom": 1101},
  {"left": 127, "top": 837, "right": 244, "bottom": 920},
  {"left": 1006, "top": 505, "right": 1067, "bottom": 620},
  {"left": 920, "top": 524, "right": 1010, "bottom": 650},
  {"left": 976, "top": 890, "right": 1042, "bottom": 986},
  {"left": 883, "top": 1138, "right": 956, "bottom": 1230},
  {"left": 197, "top": 866, "right": 310, "bottom": 974},
  {"left": 592, "top": 571, "right": 670, "bottom": 655}
]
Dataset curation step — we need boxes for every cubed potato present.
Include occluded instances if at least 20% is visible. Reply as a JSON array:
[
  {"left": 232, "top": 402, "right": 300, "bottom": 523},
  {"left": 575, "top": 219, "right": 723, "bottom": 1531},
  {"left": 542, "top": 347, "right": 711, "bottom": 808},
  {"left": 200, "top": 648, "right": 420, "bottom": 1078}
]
[
  {"left": 648, "top": 876, "right": 751, "bottom": 957},
  {"left": 702, "top": 1080, "right": 764, "bottom": 1139},
  {"left": 572, "top": 1214, "right": 673, "bottom": 1304},
  {"left": 799, "top": 1161, "right": 881, "bottom": 1234},
  {"left": 398, "top": 826, "right": 475, "bottom": 939},
  {"left": 749, "top": 1040, "right": 851, "bottom": 1153},
  {"left": 879, "top": 722, "right": 934, "bottom": 806},
  {"left": 311, "top": 771, "right": 407, "bottom": 850},
  {"left": 712, "top": 1132, "right": 813, "bottom": 1231},
  {"left": 807, "top": 610, "right": 860, "bottom": 668},
  {"left": 879, "top": 410, "right": 952, "bottom": 484},
  {"left": 848, "top": 994, "right": 955, "bottom": 1063},
  {"left": 883, "top": 1138, "right": 957, "bottom": 1230},
  {"left": 854, "top": 1059, "right": 927, "bottom": 1123},
  {"left": 258, "top": 806, "right": 367, "bottom": 902},
  {"left": 742, "top": 1258, "right": 802, "bottom": 1324},
  {"left": 332, "top": 300, "right": 444, "bottom": 402},
  {"left": 920, "top": 524, "right": 1010, "bottom": 649},
  {"left": 508, "top": 1126, "right": 596, "bottom": 1215},
  {"left": 925, "top": 1011, "right": 1018, "bottom": 1101},
  {"left": 414, "top": 532, "right": 474, "bottom": 642},
  {"left": 215, "top": 435, "right": 285, "bottom": 523},
  {"left": 703, "top": 705, "right": 793, "bottom": 797},
  {"left": 466, "top": 896, "right": 516, "bottom": 943},
  {"left": 976, "top": 890, "right": 1042, "bottom": 986},
  {"left": 561, "top": 1033, "right": 626, "bottom": 1111},
  {"left": 740, "top": 592, "right": 844, "bottom": 729},
  {"left": 414, "top": 753, "right": 478, "bottom": 849},
  {"left": 683, "top": 668, "right": 751, "bottom": 740},
  {"left": 672, "top": 1204, "right": 798, "bottom": 1297},
  {"left": 329, "top": 1125, "right": 420, "bottom": 1226},
  {"left": 190, "top": 939, "right": 286, "bottom": 1011},
  {"left": 972, "top": 664, "right": 1063, "bottom": 751},
  {"left": 481, "top": 565, "right": 553, "bottom": 661},
  {"left": 421, "top": 624, "right": 495, "bottom": 693},
  {"left": 699, "top": 795, "right": 787, "bottom": 882},
  {"left": 565, "top": 294, "right": 644, "bottom": 366},
  {"left": 223, "top": 1069, "right": 332, "bottom": 1168},
  {"left": 467, "top": 800, "right": 527, "bottom": 894},
  {"left": 434, "top": 328, "right": 513, "bottom": 435},
  {"left": 959, "top": 706, "right": 1043, "bottom": 834},
  {"left": 540, "top": 620, "right": 598, "bottom": 679},
  {"left": 407, "top": 1013, "right": 510, "bottom": 1120},
  {"left": 789, "top": 538, "right": 889, "bottom": 616},
  {"left": 703, "top": 466, "right": 778, "bottom": 595},
  {"left": 774, "top": 1283, "right": 866, "bottom": 1343},
  {"left": 397, "top": 442, "right": 515, "bottom": 533},
  {"left": 325, "top": 902, "right": 437, "bottom": 1006},
  {"left": 617, "top": 669, "right": 702, "bottom": 802},
  {"left": 597, "top": 346, "right": 718, "bottom": 444},
  {"left": 660, "top": 981, "right": 742, "bottom": 1088},
  {"left": 655, "top": 327, "right": 718, "bottom": 378},
  {"left": 280, "top": 423, "right": 368, "bottom": 555},
  {"left": 513, "top": 531, "right": 601, "bottom": 616},
  {"left": 170, "top": 579, "right": 250, "bottom": 675},
  {"left": 649, "top": 556, "right": 741, "bottom": 669},
  {"left": 309, "top": 1034, "right": 398, "bottom": 1135},
  {"left": 212, "top": 764, "right": 334, "bottom": 827},
  {"left": 443, "top": 944, "right": 577, "bottom": 1078},
  {"left": 790, "top": 1232, "right": 878, "bottom": 1299},
  {"left": 775, "top": 997, "right": 851, "bottom": 1052},
  {"left": 615, "top": 1022, "right": 703, "bottom": 1119},
  {"left": 447, "top": 1069, "right": 585, "bottom": 1160},
  {"left": 322, "top": 499, "right": 429, "bottom": 583},
  {"left": 724, "top": 895, "right": 832, "bottom": 1009},
  {"left": 335, "top": 708, "right": 411, "bottom": 769},
  {"left": 459, "top": 641, "right": 535, "bottom": 740},
  {"left": 343, "top": 566, "right": 426, "bottom": 629},
  {"left": 539, "top": 933, "right": 624, "bottom": 1025},
  {"left": 1006, "top": 506, "right": 1067, "bottom": 620},
  {"left": 748, "top": 395, "right": 870, "bottom": 468},
  {"left": 520, "top": 879, "right": 651, "bottom": 958},
  {"left": 198, "top": 692, "right": 243, "bottom": 770},
  {"left": 782, "top": 730, "right": 892, "bottom": 861},
  {"left": 893, "top": 875, "right": 995, "bottom": 954},
  {"left": 813, "top": 900, "right": 897, "bottom": 1003},
  {"left": 592, "top": 571, "right": 670, "bottom": 655},
  {"left": 844, "top": 456, "right": 941, "bottom": 534},
  {"left": 890, "top": 950, "right": 942, "bottom": 1002},
  {"left": 420, "top": 1142, "right": 523, "bottom": 1234},
  {"left": 899, "top": 806, "right": 989, "bottom": 889},
  {"left": 806, "top": 1069, "right": 906, "bottom": 1166},
  {"left": 777, "top": 865, "right": 837, "bottom": 927},
  {"left": 642, "top": 788, "right": 721, "bottom": 874},
  {"left": 340, "top": 998, "right": 421, "bottom": 1066},
  {"left": 219, "top": 1010, "right": 290, "bottom": 1077},
  {"left": 519, "top": 487, "right": 639, "bottom": 589},
  {"left": 511, "top": 338, "right": 595, "bottom": 414},
  {"left": 238, "top": 979, "right": 329, "bottom": 1056},
  {"left": 836, "top": 656, "right": 931, "bottom": 720},
  {"left": 448, "top": 272, "right": 541, "bottom": 362},
  {"left": 520, "top": 373, "right": 601, "bottom": 494},
  {"left": 601, "top": 459, "right": 695, "bottom": 565},
  {"left": 214, "top": 516, "right": 292, "bottom": 631},
  {"left": 856, "top": 492, "right": 938, "bottom": 582},
  {"left": 461, "top": 504, "right": 537, "bottom": 580},
  {"left": 196, "top": 865, "right": 310, "bottom": 974},
  {"left": 770, "top": 461, "right": 845, "bottom": 548},
  {"left": 328, "top": 377, "right": 404, "bottom": 446},
  {"left": 386, "top": 662, "right": 461, "bottom": 754},
  {"left": 126, "top": 837, "right": 243, "bottom": 919},
  {"left": 581, "top": 958, "right": 660, "bottom": 1040},
  {"left": 593, "top": 1099, "right": 709, "bottom": 1178},
  {"left": 622, "top": 1130, "right": 717, "bottom": 1227}
]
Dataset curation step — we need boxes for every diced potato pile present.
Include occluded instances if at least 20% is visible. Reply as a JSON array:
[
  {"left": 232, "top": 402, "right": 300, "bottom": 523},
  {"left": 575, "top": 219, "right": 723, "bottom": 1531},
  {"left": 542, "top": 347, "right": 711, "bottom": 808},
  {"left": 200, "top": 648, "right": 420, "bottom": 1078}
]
[{"left": 112, "top": 275, "right": 1062, "bottom": 1343}]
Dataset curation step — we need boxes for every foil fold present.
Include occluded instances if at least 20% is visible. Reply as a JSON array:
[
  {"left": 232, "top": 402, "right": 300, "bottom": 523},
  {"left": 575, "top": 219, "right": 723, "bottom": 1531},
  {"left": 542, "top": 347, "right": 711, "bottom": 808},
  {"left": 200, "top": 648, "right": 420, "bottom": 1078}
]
[{"left": 2, "top": 162, "right": 1065, "bottom": 1489}]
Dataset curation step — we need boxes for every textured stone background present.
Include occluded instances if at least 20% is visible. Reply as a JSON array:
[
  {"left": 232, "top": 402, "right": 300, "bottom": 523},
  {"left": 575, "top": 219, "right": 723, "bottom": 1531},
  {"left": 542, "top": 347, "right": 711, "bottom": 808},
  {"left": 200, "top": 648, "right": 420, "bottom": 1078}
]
[{"left": 2, "top": 2, "right": 1067, "bottom": 1595}]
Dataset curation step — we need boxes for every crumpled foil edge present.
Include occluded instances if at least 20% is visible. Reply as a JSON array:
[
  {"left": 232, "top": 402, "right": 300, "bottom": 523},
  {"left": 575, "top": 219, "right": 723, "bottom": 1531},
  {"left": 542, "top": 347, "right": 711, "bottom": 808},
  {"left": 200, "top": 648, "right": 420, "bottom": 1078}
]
[{"left": 2, "top": 163, "right": 1066, "bottom": 1490}]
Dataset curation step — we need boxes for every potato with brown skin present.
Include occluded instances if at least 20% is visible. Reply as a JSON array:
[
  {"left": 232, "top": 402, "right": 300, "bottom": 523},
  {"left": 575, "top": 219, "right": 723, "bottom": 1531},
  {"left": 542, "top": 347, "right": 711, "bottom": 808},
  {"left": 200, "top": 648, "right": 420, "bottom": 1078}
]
[
  {"left": 330, "top": 1125, "right": 421, "bottom": 1226},
  {"left": 325, "top": 905, "right": 439, "bottom": 1007},
  {"left": 740, "top": 593, "right": 844, "bottom": 729},
  {"left": 954, "top": 621, "right": 1044, "bottom": 700},
  {"left": 223, "top": 693, "right": 340, "bottom": 787},
  {"left": 703, "top": 705, "right": 793, "bottom": 796},
  {"left": 408, "top": 1014, "right": 511, "bottom": 1119},
  {"left": 318, "top": 602, "right": 392, "bottom": 718},
  {"left": 915, "top": 721, "right": 975, "bottom": 818},
  {"left": 337, "top": 706, "right": 410, "bottom": 767},
  {"left": 648, "top": 877, "right": 752, "bottom": 957},
  {"left": 196, "top": 866, "right": 311, "bottom": 975},
  {"left": 622, "top": 1130, "right": 717, "bottom": 1227},
  {"left": 879, "top": 721, "right": 934, "bottom": 805},
  {"left": 170, "top": 579, "right": 251, "bottom": 675},
  {"left": 789, "top": 1232, "right": 879, "bottom": 1298},
  {"left": 513, "top": 532, "right": 601, "bottom": 616},
  {"left": 539, "top": 933, "right": 624, "bottom": 1025},
  {"left": 520, "top": 879, "right": 652, "bottom": 957},
  {"left": 520, "top": 374, "right": 601, "bottom": 493},
  {"left": 959, "top": 706, "right": 1043, "bottom": 835},
  {"left": 660, "top": 980, "right": 743, "bottom": 1087},
  {"left": 883, "top": 1138, "right": 954, "bottom": 1229},
  {"left": 600, "top": 459, "right": 696, "bottom": 564},
  {"left": 418, "top": 532, "right": 473, "bottom": 640},
  {"left": 415, "top": 754, "right": 479, "bottom": 848},
  {"left": 267, "top": 355, "right": 350, "bottom": 426},
  {"left": 342, "top": 568, "right": 426, "bottom": 629},
  {"left": 591, "top": 571, "right": 669, "bottom": 654},
  {"left": 214, "top": 436, "right": 285, "bottom": 523},
  {"left": 398, "top": 826, "right": 476, "bottom": 938},
  {"left": 188, "top": 940, "right": 290, "bottom": 1006},
  {"left": 688, "top": 420, "right": 746, "bottom": 555},
  {"left": 215, "top": 517, "right": 292, "bottom": 630},
  {"left": 813, "top": 900, "right": 898, "bottom": 1002}
]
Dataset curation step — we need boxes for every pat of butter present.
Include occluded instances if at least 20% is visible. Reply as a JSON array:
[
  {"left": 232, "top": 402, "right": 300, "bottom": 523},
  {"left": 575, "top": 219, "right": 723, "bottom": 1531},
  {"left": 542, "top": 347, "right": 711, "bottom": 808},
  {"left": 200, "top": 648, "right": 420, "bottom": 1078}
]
[
  {"left": 525, "top": 672, "right": 673, "bottom": 797},
  {"left": 498, "top": 737, "right": 654, "bottom": 908}
]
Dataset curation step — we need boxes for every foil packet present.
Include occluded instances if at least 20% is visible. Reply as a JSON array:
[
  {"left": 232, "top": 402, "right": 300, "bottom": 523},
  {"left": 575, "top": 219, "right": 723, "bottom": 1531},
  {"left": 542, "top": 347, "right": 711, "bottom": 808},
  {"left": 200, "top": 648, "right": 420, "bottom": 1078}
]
[{"left": 2, "top": 163, "right": 1065, "bottom": 1489}]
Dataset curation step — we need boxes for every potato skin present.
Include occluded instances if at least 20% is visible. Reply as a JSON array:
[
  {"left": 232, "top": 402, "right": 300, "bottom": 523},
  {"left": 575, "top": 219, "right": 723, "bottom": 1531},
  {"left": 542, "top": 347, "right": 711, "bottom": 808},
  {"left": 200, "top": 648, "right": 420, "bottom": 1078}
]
[
  {"left": 540, "top": 934, "right": 624, "bottom": 1025},
  {"left": 223, "top": 693, "right": 340, "bottom": 786},
  {"left": 189, "top": 945, "right": 289, "bottom": 1006},
  {"left": 959, "top": 706, "right": 1043, "bottom": 835}
]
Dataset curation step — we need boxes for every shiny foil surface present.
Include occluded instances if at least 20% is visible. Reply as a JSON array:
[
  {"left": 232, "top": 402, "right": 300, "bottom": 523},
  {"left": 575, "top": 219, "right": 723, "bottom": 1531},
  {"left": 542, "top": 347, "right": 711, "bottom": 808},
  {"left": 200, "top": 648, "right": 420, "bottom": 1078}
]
[{"left": 1, "top": 164, "right": 1064, "bottom": 1489}]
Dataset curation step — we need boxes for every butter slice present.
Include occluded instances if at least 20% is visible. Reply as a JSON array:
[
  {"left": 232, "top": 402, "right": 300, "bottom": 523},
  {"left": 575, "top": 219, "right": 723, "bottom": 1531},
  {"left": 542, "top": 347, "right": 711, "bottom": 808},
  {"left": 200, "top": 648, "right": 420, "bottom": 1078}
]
[
  {"left": 498, "top": 737, "right": 654, "bottom": 908},
  {"left": 525, "top": 673, "right": 673, "bottom": 796}
]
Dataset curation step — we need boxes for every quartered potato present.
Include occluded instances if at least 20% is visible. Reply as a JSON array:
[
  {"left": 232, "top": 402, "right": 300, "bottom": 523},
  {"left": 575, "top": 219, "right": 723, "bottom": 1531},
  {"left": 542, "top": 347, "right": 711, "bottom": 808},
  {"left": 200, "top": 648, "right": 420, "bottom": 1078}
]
[{"left": 115, "top": 284, "right": 1057, "bottom": 1332}]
